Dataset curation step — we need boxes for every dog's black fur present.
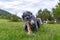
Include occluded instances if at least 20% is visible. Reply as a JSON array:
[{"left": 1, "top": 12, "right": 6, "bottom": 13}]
[{"left": 22, "top": 11, "right": 42, "bottom": 32}]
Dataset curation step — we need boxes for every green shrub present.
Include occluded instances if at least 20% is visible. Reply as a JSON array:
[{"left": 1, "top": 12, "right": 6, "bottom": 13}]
[
  {"left": 10, "top": 14, "right": 20, "bottom": 22},
  {"left": 47, "top": 21, "right": 55, "bottom": 24}
]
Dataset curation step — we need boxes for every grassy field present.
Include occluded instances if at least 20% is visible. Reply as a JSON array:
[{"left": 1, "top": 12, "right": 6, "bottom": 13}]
[{"left": 0, "top": 19, "right": 60, "bottom": 40}]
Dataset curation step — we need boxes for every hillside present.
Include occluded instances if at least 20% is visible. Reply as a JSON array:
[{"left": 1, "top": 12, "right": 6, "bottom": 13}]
[
  {"left": 0, "top": 9, "right": 12, "bottom": 19},
  {"left": 0, "top": 9, "right": 20, "bottom": 19}
]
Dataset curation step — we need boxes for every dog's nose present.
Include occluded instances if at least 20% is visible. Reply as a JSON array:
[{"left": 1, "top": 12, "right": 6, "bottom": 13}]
[
  {"left": 26, "top": 16, "right": 29, "bottom": 19},
  {"left": 26, "top": 17, "right": 29, "bottom": 20}
]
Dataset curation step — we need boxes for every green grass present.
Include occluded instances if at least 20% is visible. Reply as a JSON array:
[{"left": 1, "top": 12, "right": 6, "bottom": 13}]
[{"left": 0, "top": 19, "right": 60, "bottom": 40}]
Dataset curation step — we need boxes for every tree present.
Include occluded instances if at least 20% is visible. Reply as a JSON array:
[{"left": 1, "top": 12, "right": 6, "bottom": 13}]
[
  {"left": 10, "top": 13, "right": 19, "bottom": 22},
  {"left": 52, "top": 2, "right": 60, "bottom": 23},
  {"left": 36, "top": 9, "right": 42, "bottom": 18},
  {"left": 36, "top": 9, "right": 52, "bottom": 22}
]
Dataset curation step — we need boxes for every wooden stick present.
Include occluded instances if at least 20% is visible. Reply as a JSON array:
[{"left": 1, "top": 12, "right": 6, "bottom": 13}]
[{"left": 27, "top": 22, "right": 31, "bottom": 34}]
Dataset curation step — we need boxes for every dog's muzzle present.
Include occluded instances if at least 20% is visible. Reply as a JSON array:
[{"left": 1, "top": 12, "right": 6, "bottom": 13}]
[{"left": 24, "top": 16, "right": 30, "bottom": 21}]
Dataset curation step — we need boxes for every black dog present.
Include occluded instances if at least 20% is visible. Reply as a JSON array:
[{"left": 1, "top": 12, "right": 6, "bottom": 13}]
[{"left": 22, "top": 11, "right": 42, "bottom": 34}]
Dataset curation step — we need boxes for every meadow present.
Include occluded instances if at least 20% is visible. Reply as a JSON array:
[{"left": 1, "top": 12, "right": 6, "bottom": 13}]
[{"left": 0, "top": 19, "right": 60, "bottom": 40}]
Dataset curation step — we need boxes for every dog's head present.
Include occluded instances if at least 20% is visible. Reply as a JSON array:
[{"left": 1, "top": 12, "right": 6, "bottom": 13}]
[{"left": 22, "top": 11, "right": 32, "bottom": 22}]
